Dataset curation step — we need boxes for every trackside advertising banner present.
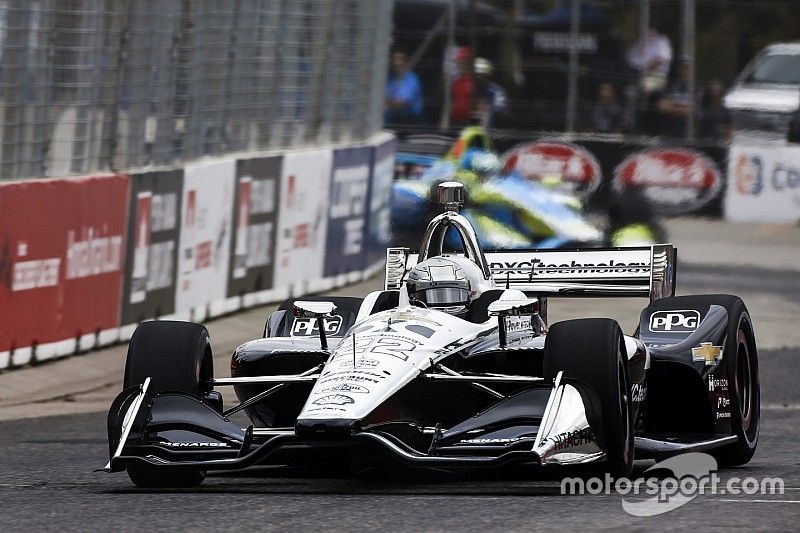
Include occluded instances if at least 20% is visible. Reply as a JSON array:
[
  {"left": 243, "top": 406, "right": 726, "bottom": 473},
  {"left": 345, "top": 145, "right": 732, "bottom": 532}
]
[
  {"left": 323, "top": 146, "right": 372, "bottom": 276},
  {"left": 613, "top": 148, "right": 723, "bottom": 215},
  {"left": 175, "top": 160, "right": 235, "bottom": 314},
  {"left": 502, "top": 141, "right": 603, "bottom": 197},
  {"left": 0, "top": 133, "right": 395, "bottom": 370},
  {"left": 366, "top": 137, "right": 397, "bottom": 265},
  {"left": 227, "top": 156, "right": 281, "bottom": 296},
  {"left": 726, "top": 144, "right": 800, "bottom": 223},
  {"left": 0, "top": 175, "right": 129, "bottom": 354},
  {"left": 120, "top": 170, "right": 183, "bottom": 324},
  {"left": 274, "top": 149, "right": 332, "bottom": 288}
]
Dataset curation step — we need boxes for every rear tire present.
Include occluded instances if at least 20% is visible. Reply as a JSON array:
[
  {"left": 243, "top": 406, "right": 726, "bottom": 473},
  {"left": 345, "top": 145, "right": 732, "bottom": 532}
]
[
  {"left": 544, "top": 318, "right": 634, "bottom": 477},
  {"left": 645, "top": 294, "right": 760, "bottom": 466},
  {"left": 123, "top": 320, "right": 212, "bottom": 488},
  {"left": 709, "top": 296, "right": 759, "bottom": 466}
]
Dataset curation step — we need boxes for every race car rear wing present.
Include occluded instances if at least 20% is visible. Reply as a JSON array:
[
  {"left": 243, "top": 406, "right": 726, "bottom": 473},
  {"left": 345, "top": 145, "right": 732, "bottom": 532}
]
[{"left": 385, "top": 244, "right": 676, "bottom": 301}]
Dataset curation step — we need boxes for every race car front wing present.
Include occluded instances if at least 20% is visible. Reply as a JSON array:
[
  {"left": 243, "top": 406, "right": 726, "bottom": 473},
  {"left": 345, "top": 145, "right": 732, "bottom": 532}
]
[{"left": 104, "top": 370, "right": 608, "bottom": 473}]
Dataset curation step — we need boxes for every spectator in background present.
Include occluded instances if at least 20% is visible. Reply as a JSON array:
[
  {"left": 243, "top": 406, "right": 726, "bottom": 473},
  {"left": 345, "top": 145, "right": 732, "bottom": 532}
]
[
  {"left": 450, "top": 47, "right": 475, "bottom": 126},
  {"left": 657, "top": 59, "right": 693, "bottom": 138},
  {"left": 627, "top": 27, "right": 673, "bottom": 97},
  {"left": 698, "top": 80, "right": 732, "bottom": 142},
  {"left": 385, "top": 50, "right": 423, "bottom": 124},
  {"left": 473, "top": 57, "right": 508, "bottom": 128},
  {"left": 591, "top": 82, "right": 624, "bottom": 133}
]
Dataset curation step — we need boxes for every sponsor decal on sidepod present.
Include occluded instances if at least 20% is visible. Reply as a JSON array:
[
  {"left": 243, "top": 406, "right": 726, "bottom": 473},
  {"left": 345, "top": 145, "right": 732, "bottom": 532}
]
[
  {"left": 648, "top": 310, "right": 700, "bottom": 332},
  {"left": 692, "top": 343, "right": 723, "bottom": 366},
  {"left": 291, "top": 315, "right": 343, "bottom": 337}
]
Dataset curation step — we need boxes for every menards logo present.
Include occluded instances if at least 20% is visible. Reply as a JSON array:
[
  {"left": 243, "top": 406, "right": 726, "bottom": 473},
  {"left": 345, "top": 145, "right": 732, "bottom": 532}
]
[{"left": 162, "top": 442, "right": 229, "bottom": 448}]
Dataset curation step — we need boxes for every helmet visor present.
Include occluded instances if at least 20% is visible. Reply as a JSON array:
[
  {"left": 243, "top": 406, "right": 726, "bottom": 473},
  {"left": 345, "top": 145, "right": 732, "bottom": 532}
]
[{"left": 417, "top": 287, "right": 470, "bottom": 306}]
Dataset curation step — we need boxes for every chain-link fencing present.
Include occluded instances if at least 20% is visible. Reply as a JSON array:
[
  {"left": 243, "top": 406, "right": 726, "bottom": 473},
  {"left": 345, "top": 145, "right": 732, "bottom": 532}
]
[{"left": 0, "top": 0, "right": 392, "bottom": 181}]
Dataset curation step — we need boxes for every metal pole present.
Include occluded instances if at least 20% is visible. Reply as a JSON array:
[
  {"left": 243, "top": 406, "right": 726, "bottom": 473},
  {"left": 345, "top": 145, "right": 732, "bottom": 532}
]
[
  {"left": 683, "top": 0, "right": 696, "bottom": 142},
  {"left": 639, "top": 0, "right": 650, "bottom": 89},
  {"left": 468, "top": 0, "right": 477, "bottom": 53},
  {"left": 639, "top": 0, "right": 650, "bottom": 47},
  {"left": 439, "top": 0, "right": 456, "bottom": 130},
  {"left": 565, "top": 0, "right": 580, "bottom": 132},
  {"left": 408, "top": 12, "right": 447, "bottom": 73}
]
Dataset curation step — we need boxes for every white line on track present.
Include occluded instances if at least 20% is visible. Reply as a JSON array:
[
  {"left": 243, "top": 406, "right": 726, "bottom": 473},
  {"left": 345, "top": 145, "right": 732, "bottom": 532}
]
[
  {"left": 717, "top": 499, "right": 800, "bottom": 504},
  {"left": 761, "top": 403, "right": 800, "bottom": 411}
]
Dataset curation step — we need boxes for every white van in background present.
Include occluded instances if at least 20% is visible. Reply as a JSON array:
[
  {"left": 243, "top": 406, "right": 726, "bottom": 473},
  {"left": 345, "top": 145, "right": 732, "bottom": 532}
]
[{"left": 724, "top": 43, "right": 800, "bottom": 143}]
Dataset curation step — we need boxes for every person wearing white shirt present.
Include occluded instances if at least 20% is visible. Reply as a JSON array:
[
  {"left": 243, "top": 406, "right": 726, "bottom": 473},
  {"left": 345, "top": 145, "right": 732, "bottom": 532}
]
[{"left": 627, "top": 28, "right": 673, "bottom": 94}]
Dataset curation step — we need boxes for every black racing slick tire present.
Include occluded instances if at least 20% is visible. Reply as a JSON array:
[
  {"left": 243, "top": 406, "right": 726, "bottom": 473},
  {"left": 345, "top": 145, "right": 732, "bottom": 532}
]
[
  {"left": 544, "top": 318, "right": 634, "bottom": 477},
  {"left": 705, "top": 295, "right": 760, "bottom": 467},
  {"left": 123, "top": 320, "right": 212, "bottom": 488},
  {"left": 123, "top": 320, "right": 213, "bottom": 395}
]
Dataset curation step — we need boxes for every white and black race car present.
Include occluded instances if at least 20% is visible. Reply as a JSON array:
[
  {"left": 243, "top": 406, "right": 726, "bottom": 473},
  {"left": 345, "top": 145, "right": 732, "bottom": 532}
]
[{"left": 105, "top": 182, "right": 759, "bottom": 488}]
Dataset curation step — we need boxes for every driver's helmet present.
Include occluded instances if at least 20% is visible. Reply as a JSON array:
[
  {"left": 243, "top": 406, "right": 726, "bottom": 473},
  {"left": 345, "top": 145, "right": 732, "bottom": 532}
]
[
  {"left": 405, "top": 255, "right": 488, "bottom": 318},
  {"left": 460, "top": 149, "right": 501, "bottom": 181}
]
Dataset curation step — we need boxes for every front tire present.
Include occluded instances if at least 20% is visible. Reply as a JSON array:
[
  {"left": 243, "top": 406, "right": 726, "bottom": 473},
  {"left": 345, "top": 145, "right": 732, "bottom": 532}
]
[
  {"left": 544, "top": 318, "right": 634, "bottom": 476},
  {"left": 123, "top": 320, "right": 212, "bottom": 488},
  {"left": 124, "top": 320, "right": 213, "bottom": 395}
]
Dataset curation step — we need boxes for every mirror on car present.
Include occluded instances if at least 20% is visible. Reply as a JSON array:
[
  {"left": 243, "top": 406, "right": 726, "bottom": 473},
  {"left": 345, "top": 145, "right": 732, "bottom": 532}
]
[
  {"left": 436, "top": 181, "right": 466, "bottom": 210},
  {"left": 488, "top": 290, "right": 539, "bottom": 349},
  {"left": 488, "top": 291, "right": 539, "bottom": 316},
  {"left": 293, "top": 301, "right": 337, "bottom": 318}
]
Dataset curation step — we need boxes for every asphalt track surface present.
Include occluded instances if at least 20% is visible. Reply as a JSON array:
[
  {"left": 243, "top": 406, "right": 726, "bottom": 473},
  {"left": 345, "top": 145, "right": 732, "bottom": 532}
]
[{"left": 1, "top": 219, "right": 799, "bottom": 531}]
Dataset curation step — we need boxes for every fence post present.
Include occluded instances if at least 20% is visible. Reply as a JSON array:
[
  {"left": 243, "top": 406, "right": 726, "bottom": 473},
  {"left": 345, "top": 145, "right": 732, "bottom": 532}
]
[
  {"left": 438, "top": 0, "right": 456, "bottom": 131},
  {"left": 682, "top": 0, "right": 696, "bottom": 142},
  {"left": 565, "top": 0, "right": 581, "bottom": 133}
]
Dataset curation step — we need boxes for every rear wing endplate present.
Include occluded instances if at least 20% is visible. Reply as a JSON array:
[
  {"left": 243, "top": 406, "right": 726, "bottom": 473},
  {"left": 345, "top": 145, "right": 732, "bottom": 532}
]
[{"left": 385, "top": 245, "right": 676, "bottom": 301}]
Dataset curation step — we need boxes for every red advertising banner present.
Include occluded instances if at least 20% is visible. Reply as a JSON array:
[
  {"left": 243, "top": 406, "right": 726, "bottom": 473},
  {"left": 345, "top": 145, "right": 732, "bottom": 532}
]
[
  {"left": 502, "top": 141, "right": 603, "bottom": 196},
  {"left": 613, "top": 148, "right": 723, "bottom": 215},
  {"left": 0, "top": 175, "right": 130, "bottom": 354}
]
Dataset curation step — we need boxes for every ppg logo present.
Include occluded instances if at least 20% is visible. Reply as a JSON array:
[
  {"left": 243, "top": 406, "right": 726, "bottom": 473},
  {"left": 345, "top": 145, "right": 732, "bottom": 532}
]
[
  {"left": 649, "top": 310, "right": 700, "bottom": 332},
  {"left": 291, "top": 315, "right": 343, "bottom": 337}
]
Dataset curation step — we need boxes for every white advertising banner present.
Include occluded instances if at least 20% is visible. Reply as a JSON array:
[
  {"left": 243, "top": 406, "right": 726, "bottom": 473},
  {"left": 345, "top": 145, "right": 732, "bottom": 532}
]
[
  {"left": 176, "top": 159, "right": 235, "bottom": 313},
  {"left": 727, "top": 144, "right": 800, "bottom": 223},
  {"left": 274, "top": 148, "right": 332, "bottom": 288}
]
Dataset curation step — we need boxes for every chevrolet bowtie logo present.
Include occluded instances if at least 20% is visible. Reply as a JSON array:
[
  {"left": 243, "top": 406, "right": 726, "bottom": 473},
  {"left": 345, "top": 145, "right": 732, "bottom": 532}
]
[{"left": 692, "top": 342, "right": 722, "bottom": 365}]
